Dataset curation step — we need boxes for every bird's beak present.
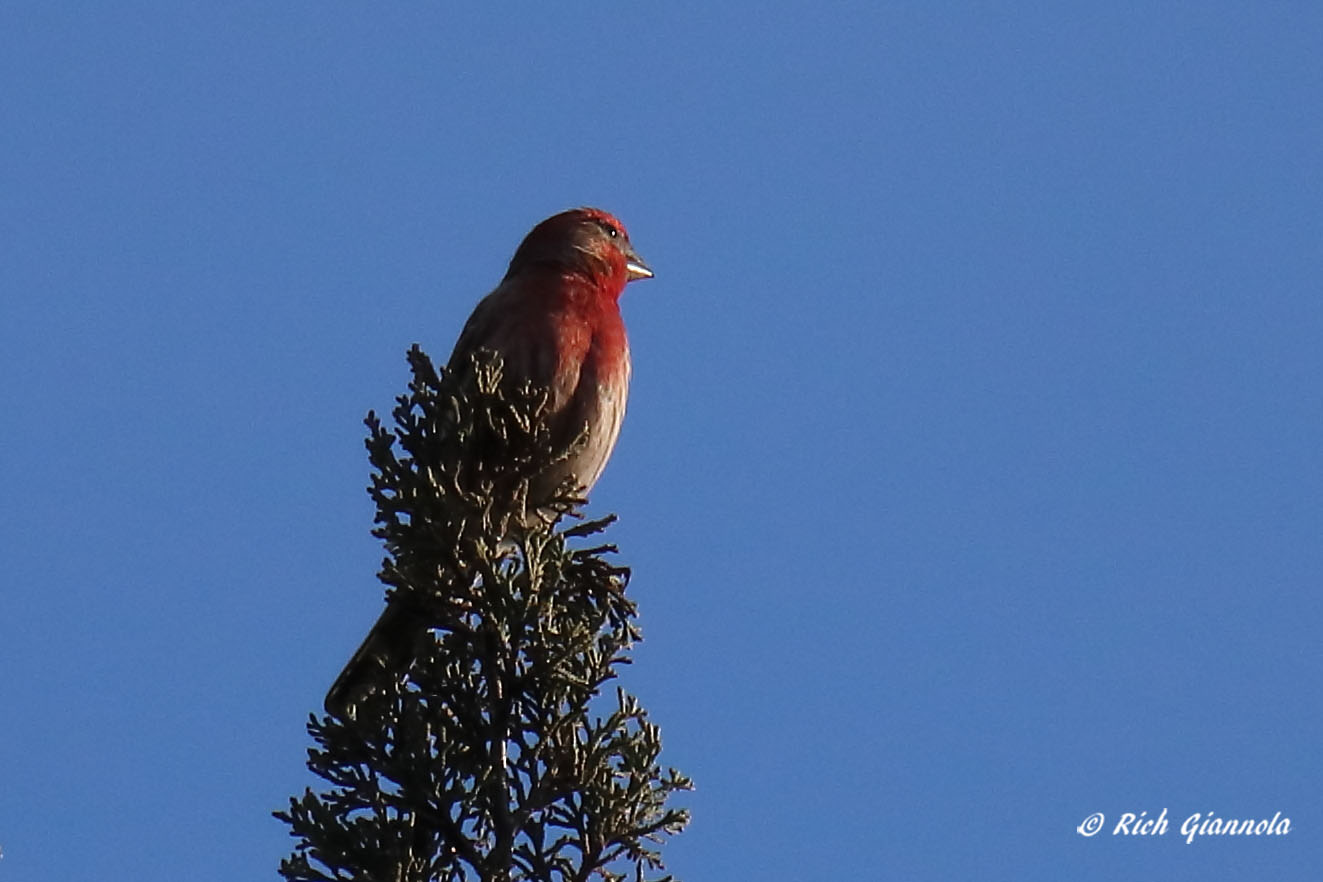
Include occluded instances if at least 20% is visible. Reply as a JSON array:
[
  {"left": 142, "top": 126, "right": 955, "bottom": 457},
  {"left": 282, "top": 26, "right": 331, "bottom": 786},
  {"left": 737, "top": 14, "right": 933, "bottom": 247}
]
[{"left": 624, "top": 247, "right": 653, "bottom": 281}]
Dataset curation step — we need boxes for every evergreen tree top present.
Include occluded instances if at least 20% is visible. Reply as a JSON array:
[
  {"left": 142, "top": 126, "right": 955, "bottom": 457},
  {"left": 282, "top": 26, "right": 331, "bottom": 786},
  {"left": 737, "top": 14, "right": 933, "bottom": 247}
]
[{"left": 277, "top": 347, "right": 691, "bottom": 882}]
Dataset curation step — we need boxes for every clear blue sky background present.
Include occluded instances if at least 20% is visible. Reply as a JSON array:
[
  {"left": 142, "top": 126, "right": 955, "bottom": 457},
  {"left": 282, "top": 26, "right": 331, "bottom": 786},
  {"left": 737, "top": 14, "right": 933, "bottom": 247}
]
[{"left": 2, "top": 3, "right": 1320, "bottom": 880}]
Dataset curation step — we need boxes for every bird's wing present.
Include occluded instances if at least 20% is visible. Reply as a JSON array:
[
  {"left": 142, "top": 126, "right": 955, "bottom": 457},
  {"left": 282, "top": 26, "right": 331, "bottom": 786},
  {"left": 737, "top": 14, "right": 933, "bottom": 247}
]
[{"left": 447, "top": 278, "right": 586, "bottom": 415}]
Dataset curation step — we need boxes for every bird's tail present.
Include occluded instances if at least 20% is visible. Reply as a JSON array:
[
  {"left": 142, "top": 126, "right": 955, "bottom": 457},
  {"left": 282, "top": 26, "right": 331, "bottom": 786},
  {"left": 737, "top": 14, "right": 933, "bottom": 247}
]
[{"left": 324, "top": 601, "right": 427, "bottom": 722}]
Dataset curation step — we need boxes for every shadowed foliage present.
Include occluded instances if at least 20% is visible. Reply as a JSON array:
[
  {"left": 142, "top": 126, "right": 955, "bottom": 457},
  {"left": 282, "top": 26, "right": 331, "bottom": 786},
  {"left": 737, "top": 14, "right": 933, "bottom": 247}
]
[{"left": 276, "top": 347, "right": 690, "bottom": 882}]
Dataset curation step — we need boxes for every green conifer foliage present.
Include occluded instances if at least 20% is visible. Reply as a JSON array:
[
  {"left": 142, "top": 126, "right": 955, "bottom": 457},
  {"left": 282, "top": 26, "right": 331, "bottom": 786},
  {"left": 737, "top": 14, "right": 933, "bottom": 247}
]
[{"left": 277, "top": 347, "right": 691, "bottom": 882}]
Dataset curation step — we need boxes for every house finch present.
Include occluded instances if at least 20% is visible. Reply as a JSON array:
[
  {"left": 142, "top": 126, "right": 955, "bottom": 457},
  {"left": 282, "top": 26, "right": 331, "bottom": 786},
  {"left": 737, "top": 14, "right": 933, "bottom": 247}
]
[{"left": 325, "top": 207, "right": 652, "bottom": 720}]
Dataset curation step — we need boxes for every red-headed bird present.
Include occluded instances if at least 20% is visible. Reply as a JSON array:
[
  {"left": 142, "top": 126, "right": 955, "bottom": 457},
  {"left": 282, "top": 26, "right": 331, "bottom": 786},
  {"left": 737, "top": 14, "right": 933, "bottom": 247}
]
[{"left": 326, "top": 207, "right": 652, "bottom": 720}]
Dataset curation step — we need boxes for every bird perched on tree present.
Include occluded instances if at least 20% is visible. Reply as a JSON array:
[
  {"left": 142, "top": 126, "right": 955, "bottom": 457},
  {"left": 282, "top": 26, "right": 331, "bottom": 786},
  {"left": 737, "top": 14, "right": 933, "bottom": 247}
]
[{"left": 325, "top": 207, "right": 652, "bottom": 720}]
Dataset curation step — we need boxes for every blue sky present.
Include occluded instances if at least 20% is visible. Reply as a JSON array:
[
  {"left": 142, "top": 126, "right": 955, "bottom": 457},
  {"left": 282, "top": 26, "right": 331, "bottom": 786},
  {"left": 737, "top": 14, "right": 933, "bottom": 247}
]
[{"left": 2, "top": 3, "right": 1321, "bottom": 880}]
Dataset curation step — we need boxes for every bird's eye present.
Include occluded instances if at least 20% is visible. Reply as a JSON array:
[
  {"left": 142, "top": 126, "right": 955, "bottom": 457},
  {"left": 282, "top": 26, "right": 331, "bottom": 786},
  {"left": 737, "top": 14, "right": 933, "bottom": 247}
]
[{"left": 597, "top": 220, "right": 620, "bottom": 239}]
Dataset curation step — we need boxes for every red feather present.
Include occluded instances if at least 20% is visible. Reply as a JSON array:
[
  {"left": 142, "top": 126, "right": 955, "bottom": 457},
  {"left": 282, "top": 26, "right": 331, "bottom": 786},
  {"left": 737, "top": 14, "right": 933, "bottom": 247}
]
[
  {"left": 447, "top": 207, "right": 649, "bottom": 504},
  {"left": 325, "top": 207, "right": 651, "bottom": 721}
]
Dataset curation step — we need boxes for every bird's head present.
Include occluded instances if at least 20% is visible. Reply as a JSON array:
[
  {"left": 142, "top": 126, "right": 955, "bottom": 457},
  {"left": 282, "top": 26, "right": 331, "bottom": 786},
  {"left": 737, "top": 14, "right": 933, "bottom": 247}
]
[{"left": 506, "top": 207, "right": 652, "bottom": 295}]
